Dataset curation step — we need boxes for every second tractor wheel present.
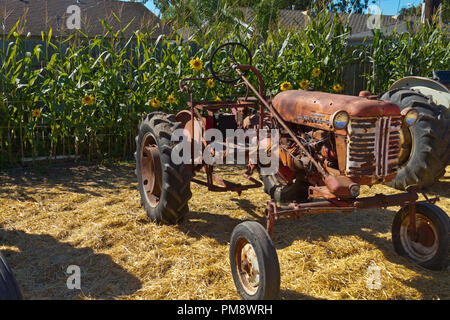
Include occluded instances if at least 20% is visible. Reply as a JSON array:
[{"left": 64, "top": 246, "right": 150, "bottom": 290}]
[
  {"left": 230, "top": 221, "right": 280, "bottom": 300},
  {"left": 135, "top": 112, "right": 192, "bottom": 224},
  {"left": 381, "top": 88, "right": 449, "bottom": 190},
  {"left": 392, "top": 202, "right": 449, "bottom": 270}
]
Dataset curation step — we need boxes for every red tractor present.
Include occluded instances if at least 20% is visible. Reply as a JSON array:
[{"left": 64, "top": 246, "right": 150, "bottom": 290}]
[{"left": 135, "top": 43, "right": 449, "bottom": 300}]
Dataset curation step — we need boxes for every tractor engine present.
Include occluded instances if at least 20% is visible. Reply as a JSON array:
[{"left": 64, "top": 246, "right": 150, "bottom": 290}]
[
  {"left": 278, "top": 127, "right": 337, "bottom": 175},
  {"left": 271, "top": 90, "right": 419, "bottom": 190}
]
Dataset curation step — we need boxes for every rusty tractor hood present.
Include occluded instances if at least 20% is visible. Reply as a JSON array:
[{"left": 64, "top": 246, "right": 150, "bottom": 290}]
[{"left": 272, "top": 90, "right": 400, "bottom": 130}]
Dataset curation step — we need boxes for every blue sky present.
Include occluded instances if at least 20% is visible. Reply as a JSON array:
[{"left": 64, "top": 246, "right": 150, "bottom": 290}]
[
  {"left": 371, "top": 0, "right": 423, "bottom": 15},
  {"left": 143, "top": 1, "right": 159, "bottom": 15},
  {"left": 141, "top": 0, "right": 425, "bottom": 17}
]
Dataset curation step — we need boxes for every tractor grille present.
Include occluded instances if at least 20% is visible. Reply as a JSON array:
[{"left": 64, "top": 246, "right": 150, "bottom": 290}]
[{"left": 346, "top": 116, "right": 402, "bottom": 180}]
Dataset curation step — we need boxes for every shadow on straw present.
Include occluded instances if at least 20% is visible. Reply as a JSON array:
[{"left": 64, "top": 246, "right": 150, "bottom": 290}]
[{"left": 0, "top": 229, "right": 142, "bottom": 299}]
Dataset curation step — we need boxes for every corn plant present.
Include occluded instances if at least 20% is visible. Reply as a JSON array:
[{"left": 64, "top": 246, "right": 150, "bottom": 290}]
[
  {"left": 363, "top": 19, "right": 450, "bottom": 93},
  {"left": 0, "top": 11, "right": 447, "bottom": 169}
]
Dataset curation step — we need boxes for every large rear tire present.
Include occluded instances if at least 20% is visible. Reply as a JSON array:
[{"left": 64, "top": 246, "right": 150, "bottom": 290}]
[
  {"left": 381, "top": 88, "right": 449, "bottom": 190},
  {"left": 0, "top": 251, "right": 22, "bottom": 300},
  {"left": 135, "top": 112, "right": 192, "bottom": 224}
]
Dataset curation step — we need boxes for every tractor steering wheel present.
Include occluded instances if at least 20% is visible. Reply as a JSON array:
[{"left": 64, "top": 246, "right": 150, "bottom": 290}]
[{"left": 210, "top": 42, "right": 253, "bottom": 84}]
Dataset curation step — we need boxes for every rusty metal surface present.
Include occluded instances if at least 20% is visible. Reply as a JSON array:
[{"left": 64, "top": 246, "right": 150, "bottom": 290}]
[
  {"left": 409, "top": 202, "right": 417, "bottom": 242},
  {"left": 278, "top": 144, "right": 301, "bottom": 172},
  {"left": 176, "top": 60, "right": 430, "bottom": 252},
  {"left": 308, "top": 186, "right": 337, "bottom": 200},
  {"left": 323, "top": 175, "right": 358, "bottom": 198},
  {"left": 416, "top": 222, "right": 436, "bottom": 247},
  {"left": 140, "top": 134, "right": 162, "bottom": 207},
  {"left": 191, "top": 165, "right": 262, "bottom": 195},
  {"left": 234, "top": 238, "right": 260, "bottom": 295},
  {"left": 346, "top": 116, "right": 402, "bottom": 184},
  {"left": 193, "top": 101, "right": 255, "bottom": 111},
  {"left": 272, "top": 90, "right": 400, "bottom": 130},
  {"left": 178, "top": 55, "right": 406, "bottom": 202},
  {"left": 359, "top": 90, "right": 372, "bottom": 97},
  {"left": 265, "top": 191, "right": 420, "bottom": 236},
  {"left": 334, "top": 134, "right": 347, "bottom": 173},
  {"left": 265, "top": 200, "right": 354, "bottom": 237},
  {"left": 400, "top": 211, "right": 440, "bottom": 261},
  {"left": 175, "top": 110, "right": 192, "bottom": 128},
  {"left": 233, "top": 67, "right": 328, "bottom": 178},
  {"left": 352, "top": 191, "right": 418, "bottom": 209}
]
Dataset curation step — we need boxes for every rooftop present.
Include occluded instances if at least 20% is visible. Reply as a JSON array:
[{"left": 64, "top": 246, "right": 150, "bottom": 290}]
[{"left": 0, "top": 0, "right": 171, "bottom": 39}]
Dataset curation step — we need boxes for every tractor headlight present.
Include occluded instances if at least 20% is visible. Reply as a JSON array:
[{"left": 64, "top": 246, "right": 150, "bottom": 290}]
[
  {"left": 404, "top": 109, "right": 419, "bottom": 126},
  {"left": 331, "top": 111, "right": 349, "bottom": 130}
]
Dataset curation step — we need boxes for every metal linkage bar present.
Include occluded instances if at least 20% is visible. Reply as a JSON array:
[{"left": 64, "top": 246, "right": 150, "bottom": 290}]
[
  {"left": 191, "top": 165, "right": 262, "bottom": 196},
  {"left": 265, "top": 190, "right": 420, "bottom": 237}
]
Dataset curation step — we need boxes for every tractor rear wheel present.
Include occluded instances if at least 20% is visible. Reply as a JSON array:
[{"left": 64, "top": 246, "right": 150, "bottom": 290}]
[
  {"left": 135, "top": 112, "right": 192, "bottom": 224},
  {"left": 381, "top": 88, "right": 449, "bottom": 190}
]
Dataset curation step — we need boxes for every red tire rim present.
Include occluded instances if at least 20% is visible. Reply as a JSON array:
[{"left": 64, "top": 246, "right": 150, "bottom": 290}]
[{"left": 140, "top": 133, "right": 162, "bottom": 207}]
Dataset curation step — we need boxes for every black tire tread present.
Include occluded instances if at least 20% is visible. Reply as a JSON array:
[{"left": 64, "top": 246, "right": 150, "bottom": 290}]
[
  {"left": 135, "top": 112, "right": 192, "bottom": 224},
  {"left": 391, "top": 202, "right": 449, "bottom": 270},
  {"left": 381, "top": 88, "right": 450, "bottom": 190},
  {"left": 230, "top": 221, "right": 280, "bottom": 300}
]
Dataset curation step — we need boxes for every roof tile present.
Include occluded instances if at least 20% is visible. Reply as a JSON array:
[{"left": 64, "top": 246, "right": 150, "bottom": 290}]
[{"left": 0, "top": 0, "right": 171, "bottom": 38}]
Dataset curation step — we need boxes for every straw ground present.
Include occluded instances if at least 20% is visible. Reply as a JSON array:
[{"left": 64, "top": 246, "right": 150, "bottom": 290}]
[{"left": 0, "top": 163, "right": 449, "bottom": 299}]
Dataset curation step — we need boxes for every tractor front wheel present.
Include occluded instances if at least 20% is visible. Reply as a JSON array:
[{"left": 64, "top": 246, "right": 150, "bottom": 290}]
[
  {"left": 230, "top": 221, "right": 280, "bottom": 300},
  {"left": 392, "top": 202, "right": 449, "bottom": 270}
]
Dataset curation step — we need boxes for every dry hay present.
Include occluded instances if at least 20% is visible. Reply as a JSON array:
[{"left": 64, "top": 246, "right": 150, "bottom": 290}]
[{"left": 0, "top": 163, "right": 449, "bottom": 300}]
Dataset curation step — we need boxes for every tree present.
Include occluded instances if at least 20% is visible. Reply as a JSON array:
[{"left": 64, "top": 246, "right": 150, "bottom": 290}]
[
  {"left": 149, "top": 0, "right": 377, "bottom": 40},
  {"left": 152, "top": 0, "right": 374, "bottom": 16},
  {"left": 275, "top": 0, "right": 374, "bottom": 13},
  {"left": 326, "top": 0, "right": 373, "bottom": 13},
  {"left": 399, "top": 4, "right": 423, "bottom": 17},
  {"left": 399, "top": 0, "right": 449, "bottom": 24},
  {"left": 424, "top": 0, "right": 440, "bottom": 21},
  {"left": 144, "top": 1, "right": 245, "bottom": 43},
  {"left": 443, "top": 0, "right": 450, "bottom": 23}
]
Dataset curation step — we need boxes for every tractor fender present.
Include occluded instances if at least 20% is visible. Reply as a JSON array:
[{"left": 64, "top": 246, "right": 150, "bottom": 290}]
[{"left": 389, "top": 76, "right": 450, "bottom": 109}]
